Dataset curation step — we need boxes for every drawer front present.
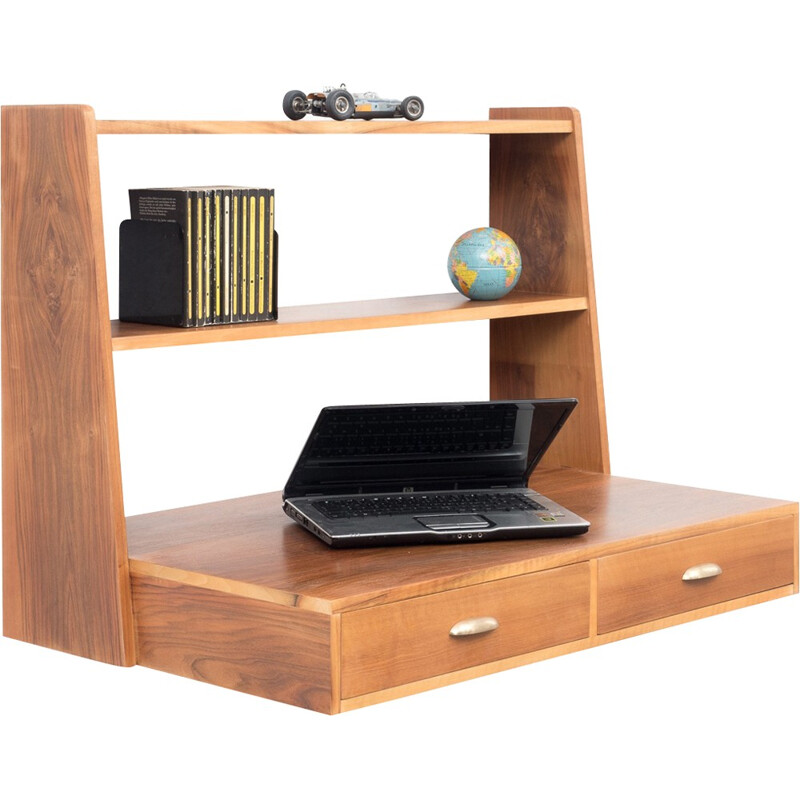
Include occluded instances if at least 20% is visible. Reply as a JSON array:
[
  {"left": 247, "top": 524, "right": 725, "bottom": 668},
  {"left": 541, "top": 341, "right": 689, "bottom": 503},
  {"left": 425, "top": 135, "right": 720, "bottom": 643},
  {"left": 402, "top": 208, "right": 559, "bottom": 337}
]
[
  {"left": 341, "top": 563, "right": 590, "bottom": 699},
  {"left": 597, "top": 516, "right": 796, "bottom": 634}
]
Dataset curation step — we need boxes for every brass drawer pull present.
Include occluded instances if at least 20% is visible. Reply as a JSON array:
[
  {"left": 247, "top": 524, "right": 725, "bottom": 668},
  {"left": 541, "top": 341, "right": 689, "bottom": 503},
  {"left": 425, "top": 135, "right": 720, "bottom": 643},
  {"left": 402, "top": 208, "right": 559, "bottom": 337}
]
[
  {"left": 682, "top": 563, "right": 723, "bottom": 582},
  {"left": 449, "top": 616, "right": 499, "bottom": 637}
]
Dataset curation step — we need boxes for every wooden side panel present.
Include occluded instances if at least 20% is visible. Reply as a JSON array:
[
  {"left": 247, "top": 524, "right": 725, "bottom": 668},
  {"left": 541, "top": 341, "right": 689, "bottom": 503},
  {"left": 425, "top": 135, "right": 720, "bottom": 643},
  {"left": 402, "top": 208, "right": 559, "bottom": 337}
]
[
  {"left": 490, "top": 312, "right": 607, "bottom": 472},
  {"left": 489, "top": 108, "right": 593, "bottom": 297},
  {"left": 489, "top": 108, "right": 609, "bottom": 473},
  {"left": 132, "top": 575, "right": 335, "bottom": 714},
  {"left": 1, "top": 105, "right": 134, "bottom": 664}
]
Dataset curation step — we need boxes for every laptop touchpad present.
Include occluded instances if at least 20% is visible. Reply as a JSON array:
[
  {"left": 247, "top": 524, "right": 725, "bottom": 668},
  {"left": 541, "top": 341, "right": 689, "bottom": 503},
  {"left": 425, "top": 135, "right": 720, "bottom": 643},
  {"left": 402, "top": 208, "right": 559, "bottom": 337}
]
[{"left": 416, "top": 514, "right": 493, "bottom": 531}]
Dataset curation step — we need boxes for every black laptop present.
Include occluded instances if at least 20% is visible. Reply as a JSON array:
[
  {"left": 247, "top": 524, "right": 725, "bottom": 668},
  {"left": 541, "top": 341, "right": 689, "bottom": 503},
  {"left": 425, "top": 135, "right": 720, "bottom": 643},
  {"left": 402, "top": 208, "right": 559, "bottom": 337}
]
[{"left": 282, "top": 399, "right": 590, "bottom": 548}]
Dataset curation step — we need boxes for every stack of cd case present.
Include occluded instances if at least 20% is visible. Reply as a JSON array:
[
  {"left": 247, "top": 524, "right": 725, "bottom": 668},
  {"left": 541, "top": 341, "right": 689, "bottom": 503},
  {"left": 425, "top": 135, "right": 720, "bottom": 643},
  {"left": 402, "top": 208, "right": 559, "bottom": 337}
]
[{"left": 120, "top": 186, "right": 277, "bottom": 327}]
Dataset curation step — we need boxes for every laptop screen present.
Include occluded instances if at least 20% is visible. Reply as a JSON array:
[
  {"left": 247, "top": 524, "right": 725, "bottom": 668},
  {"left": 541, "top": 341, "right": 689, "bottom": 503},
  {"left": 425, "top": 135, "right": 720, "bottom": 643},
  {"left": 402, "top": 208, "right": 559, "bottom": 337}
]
[{"left": 283, "top": 399, "right": 577, "bottom": 498}]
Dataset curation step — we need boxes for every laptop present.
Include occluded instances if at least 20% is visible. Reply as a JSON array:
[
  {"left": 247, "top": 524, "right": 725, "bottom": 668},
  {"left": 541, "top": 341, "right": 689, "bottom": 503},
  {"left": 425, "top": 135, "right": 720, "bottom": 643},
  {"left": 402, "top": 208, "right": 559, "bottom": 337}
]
[{"left": 282, "top": 399, "right": 590, "bottom": 548}]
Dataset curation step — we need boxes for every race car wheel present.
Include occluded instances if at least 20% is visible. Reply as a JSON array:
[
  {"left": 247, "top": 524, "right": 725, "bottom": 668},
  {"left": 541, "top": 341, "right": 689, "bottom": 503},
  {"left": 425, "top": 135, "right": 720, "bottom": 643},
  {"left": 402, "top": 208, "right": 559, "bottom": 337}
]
[
  {"left": 283, "top": 90, "right": 308, "bottom": 120},
  {"left": 400, "top": 96, "right": 424, "bottom": 121},
  {"left": 326, "top": 90, "right": 355, "bottom": 120}
]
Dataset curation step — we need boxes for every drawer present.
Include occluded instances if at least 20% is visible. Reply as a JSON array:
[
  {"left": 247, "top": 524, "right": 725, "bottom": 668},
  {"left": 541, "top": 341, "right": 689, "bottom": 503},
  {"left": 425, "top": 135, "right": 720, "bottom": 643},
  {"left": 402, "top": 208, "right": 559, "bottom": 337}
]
[
  {"left": 597, "top": 516, "right": 796, "bottom": 634},
  {"left": 340, "top": 563, "right": 590, "bottom": 699}
]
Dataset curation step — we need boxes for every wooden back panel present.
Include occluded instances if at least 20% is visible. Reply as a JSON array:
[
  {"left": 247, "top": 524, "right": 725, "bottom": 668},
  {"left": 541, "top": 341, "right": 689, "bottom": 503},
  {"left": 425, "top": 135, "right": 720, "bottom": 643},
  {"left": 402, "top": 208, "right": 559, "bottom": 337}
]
[{"left": 1, "top": 105, "right": 134, "bottom": 664}]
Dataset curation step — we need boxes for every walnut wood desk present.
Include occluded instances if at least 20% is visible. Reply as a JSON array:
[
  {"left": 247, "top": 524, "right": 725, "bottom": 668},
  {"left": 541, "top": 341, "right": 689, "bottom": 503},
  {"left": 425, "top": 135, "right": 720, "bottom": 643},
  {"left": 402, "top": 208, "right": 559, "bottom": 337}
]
[
  {"left": 126, "top": 468, "right": 798, "bottom": 713},
  {"left": 3, "top": 105, "right": 796, "bottom": 714}
]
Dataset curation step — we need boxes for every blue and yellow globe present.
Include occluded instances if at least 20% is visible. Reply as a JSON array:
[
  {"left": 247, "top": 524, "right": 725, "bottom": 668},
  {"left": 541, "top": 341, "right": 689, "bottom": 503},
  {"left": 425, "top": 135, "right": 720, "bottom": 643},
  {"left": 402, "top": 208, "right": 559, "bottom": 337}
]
[{"left": 448, "top": 227, "right": 522, "bottom": 301}]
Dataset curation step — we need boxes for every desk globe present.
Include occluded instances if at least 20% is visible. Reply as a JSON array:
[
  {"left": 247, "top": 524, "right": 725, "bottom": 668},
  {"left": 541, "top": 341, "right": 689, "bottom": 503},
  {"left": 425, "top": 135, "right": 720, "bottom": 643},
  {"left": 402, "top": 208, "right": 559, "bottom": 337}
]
[{"left": 447, "top": 227, "right": 522, "bottom": 300}]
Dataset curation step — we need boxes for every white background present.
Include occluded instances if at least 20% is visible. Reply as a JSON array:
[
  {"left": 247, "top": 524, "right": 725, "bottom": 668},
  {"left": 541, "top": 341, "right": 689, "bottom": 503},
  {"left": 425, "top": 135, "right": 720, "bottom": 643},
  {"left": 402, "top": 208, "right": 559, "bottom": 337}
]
[{"left": 1, "top": 1, "right": 798, "bottom": 797}]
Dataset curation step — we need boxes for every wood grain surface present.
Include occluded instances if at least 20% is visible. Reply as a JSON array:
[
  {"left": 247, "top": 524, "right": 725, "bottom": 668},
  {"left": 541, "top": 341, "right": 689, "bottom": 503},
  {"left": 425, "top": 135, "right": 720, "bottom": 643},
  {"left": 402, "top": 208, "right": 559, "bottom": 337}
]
[
  {"left": 126, "top": 468, "right": 797, "bottom": 614},
  {"left": 489, "top": 108, "right": 609, "bottom": 473},
  {"left": 341, "top": 584, "right": 796, "bottom": 712},
  {"left": 2, "top": 105, "right": 134, "bottom": 664},
  {"left": 132, "top": 574, "right": 334, "bottom": 712},
  {"left": 340, "top": 563, "right": 589, "bottom": 698},
  {"left": 491, "top": 312, "right": 608, "bottom": 472},
  {"left": 96, "top": 119, "right": 574, "bottom": 135},
  {"left": 597, "top": 515, "right": 796, "bottom": 633},
  {"left": 111, "top": 292, "right": 588, "bottom": 351}
]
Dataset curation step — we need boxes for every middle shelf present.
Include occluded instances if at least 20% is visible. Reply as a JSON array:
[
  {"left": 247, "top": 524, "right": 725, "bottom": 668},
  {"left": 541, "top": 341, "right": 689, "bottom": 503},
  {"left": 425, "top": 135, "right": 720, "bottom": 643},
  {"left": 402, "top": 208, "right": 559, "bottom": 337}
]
[{"left": 111, "top": 291, "right": 589, "bottom": 351}]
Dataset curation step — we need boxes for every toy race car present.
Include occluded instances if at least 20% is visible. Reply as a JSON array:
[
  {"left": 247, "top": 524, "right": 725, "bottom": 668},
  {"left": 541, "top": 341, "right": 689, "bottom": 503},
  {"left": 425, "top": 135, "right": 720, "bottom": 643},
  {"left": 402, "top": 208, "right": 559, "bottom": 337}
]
[{"left": 283, "top": 85, "right": 424, "bottom": 122}]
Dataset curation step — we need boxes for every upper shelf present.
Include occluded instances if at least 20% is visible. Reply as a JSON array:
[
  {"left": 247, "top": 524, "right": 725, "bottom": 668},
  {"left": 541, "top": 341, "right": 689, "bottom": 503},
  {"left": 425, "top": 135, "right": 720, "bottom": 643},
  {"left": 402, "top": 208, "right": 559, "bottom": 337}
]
[
  {"left": 111, "top": 291, "right": 588, "bottom": 351},
  {"left": 96, "top": 119, "right": 574, "bottom": 135}
]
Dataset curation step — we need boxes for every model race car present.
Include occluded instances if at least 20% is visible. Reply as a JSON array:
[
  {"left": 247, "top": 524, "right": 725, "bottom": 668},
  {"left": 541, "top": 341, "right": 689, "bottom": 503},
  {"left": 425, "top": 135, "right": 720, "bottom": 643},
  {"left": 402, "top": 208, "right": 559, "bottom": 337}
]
[{"left": 283, "top": 85, "right": 424, "bottom": 122}]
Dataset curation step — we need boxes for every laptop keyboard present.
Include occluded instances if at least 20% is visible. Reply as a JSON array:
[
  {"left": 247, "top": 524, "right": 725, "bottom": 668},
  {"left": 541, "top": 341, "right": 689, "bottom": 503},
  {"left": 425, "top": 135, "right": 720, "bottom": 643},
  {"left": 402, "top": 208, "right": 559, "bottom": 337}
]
[
  {"left": 313, "top": 492, "right": 547, "bottom": 520},
  {"left": 308, "top": 404, "right": 518, "bottom": 459}
]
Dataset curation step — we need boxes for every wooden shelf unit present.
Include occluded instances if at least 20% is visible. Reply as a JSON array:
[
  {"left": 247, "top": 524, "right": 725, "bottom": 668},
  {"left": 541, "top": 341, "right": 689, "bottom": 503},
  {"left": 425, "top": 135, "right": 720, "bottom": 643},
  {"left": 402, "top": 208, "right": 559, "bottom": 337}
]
[{"left": 2, "top": 104, "right": 796, "bottom": 713}]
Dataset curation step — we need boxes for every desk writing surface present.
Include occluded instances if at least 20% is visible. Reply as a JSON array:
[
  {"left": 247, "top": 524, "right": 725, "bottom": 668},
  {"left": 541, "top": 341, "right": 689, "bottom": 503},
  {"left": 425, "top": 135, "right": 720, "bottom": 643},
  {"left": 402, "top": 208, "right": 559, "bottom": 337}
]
[{"left": 126, "top": 468, "right": 796, "bottom": 613}]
